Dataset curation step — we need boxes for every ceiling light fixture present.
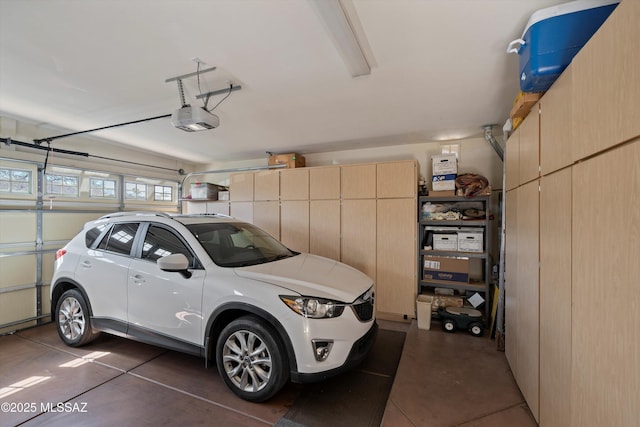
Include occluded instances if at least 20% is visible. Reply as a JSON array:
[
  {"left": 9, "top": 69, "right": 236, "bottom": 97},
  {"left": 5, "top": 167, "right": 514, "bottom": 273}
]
[{"left": 310, "top": 0, "right": 371, "bottom": 77}]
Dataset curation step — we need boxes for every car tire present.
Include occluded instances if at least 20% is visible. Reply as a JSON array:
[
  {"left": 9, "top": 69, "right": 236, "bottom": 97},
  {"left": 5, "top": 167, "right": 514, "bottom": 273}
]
[
  {"left": 56, "top": 289, "right": 99, "bottom": 347},
  {"left": 469, "top": 322, "right": 484, "bottom": 337},
  {"left": 216, "top": 315, "right": 289, "bottom": 402},
  {"left": 442, "top": 319, "right": 457, "bottom": 333}
]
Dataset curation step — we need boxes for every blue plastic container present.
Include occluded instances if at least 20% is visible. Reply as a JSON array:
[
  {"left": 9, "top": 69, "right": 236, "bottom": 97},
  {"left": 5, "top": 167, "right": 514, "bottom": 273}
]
[{"left": 507, "top": 0, "right": 619, "bottom": 92}]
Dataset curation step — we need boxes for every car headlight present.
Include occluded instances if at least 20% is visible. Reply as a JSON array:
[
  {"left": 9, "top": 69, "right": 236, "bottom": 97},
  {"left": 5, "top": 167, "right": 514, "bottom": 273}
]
[{"left": 280, "top": 296, "right": 345, "bottom": 319}]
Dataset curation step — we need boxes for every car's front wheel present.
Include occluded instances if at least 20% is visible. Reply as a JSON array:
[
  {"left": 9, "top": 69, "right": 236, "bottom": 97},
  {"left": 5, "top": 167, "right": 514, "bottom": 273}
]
[
  {"left": 216, "top": 316, "right": 289, "bottom": 402},
  {"left": 56, "top": 289, "right": 99, "bottom": 347}
]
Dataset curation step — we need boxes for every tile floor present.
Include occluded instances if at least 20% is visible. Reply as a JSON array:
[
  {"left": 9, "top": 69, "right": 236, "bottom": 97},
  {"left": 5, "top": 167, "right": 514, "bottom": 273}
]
[{"left": 0, "top": 319, "right": 535, "bottom": 426}]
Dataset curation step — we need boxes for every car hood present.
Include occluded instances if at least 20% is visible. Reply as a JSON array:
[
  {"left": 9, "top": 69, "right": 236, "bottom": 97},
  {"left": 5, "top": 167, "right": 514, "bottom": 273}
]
[{"left": 234, "top": 253, "right": 373, "bottom": 302}]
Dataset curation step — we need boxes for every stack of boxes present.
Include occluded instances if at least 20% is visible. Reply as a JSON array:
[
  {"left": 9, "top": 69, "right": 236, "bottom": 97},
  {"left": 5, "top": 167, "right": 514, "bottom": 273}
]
[{"left": 431, "top": 154, "right": 457, "bottom": 194}]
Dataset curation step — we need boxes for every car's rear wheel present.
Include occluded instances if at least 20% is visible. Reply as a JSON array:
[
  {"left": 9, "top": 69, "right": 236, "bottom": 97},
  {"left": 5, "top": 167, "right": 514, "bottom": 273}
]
[
  {"left": 56, "top": 289, "right": 99, "bottom": 347},
  {"left": 216, "top": 316, "right": 288, "bottom": 402}
]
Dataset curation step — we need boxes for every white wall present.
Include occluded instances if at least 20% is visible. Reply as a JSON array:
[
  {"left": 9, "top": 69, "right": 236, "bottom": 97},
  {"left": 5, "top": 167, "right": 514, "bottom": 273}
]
[{"left": 188, "top": 136, "right": 504, "bottom": 193}]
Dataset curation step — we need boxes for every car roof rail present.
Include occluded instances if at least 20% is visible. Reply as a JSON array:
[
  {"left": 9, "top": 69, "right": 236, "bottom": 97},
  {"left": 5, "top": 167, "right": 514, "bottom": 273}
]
[
  {"left": 177, "top": 213, "right": 232, "bottom": 218},
  {"left": 99, "top": 211, "right": 173, "bottom": 220}
]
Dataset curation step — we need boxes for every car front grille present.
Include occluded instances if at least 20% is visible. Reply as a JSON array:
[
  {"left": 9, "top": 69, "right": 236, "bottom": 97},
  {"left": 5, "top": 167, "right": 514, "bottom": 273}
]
[{"left": 350, "top": 288, "right": 374, "bottom": 322}]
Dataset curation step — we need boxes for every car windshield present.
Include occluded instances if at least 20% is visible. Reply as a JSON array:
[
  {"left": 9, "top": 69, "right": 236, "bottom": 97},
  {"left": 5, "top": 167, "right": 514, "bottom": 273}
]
[{"left": 185, "top": 222, "right": 297, "bottom": 267}]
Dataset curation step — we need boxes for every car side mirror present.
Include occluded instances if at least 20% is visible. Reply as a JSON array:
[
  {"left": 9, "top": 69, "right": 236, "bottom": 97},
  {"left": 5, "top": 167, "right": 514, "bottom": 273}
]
[{"left": 157, "top": 253, "right": 192, "bottom": 278}]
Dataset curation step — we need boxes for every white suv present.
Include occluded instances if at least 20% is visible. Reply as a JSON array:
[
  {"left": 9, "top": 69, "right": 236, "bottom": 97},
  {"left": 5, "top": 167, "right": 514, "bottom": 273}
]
[{"left": 51, "top": 212, "right": 376, "bottom": 402}]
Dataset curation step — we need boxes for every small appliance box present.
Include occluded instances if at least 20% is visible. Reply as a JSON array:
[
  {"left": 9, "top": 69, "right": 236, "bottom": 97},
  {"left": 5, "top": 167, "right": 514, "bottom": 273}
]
[
  {"left": 508, "top": 0, "right": 619, "bottom": 92},
  {"left": 423, "top": 255, "right": 470, "bottom": 286},
  {"left": 457, "top": 231, "right": 483, "bottom": 253},
  {"left": 268, "top": 153, "right": 305, "bottom": 168},
  {"left": 190, "top": 183, "right": 227, "bottom": 200}
]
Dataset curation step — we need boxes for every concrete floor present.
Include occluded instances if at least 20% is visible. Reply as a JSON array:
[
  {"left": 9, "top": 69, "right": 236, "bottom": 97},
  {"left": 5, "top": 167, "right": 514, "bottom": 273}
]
[{"left": 0, "top": 319, "right": 535, "bottom": 426}]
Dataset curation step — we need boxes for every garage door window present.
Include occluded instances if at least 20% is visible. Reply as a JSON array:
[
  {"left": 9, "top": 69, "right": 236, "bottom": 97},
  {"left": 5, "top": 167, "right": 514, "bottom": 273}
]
[
  {"left": 90, "top": 178, "right": 117, "bottom": 198},
  {"left": 0, "top": 167, "right": 32, "bottom": 194}
]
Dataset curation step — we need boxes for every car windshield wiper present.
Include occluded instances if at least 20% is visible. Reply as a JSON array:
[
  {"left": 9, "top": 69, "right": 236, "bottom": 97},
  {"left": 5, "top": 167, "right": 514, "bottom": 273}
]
[{"left": 268, "top": 254, "right": 293, "bottom": 262}]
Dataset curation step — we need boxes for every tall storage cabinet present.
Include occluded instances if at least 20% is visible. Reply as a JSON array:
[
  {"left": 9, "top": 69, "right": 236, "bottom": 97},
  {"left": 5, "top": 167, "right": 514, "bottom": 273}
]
[
  {"left": 227, "top": 160, "right": 418, "bottom": 319},
  {"left": 504, "top": 1, "right": 640, "bottom": 425}
]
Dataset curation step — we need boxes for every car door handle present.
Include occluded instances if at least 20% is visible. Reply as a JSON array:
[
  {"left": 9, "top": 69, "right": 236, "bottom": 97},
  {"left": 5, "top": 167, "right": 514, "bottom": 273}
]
[
  {"left": 81, "top": 260, "right": 91, "bottom": 268},
  {"left": 130, "top": 275, "right": 145, "bottom": 284}
]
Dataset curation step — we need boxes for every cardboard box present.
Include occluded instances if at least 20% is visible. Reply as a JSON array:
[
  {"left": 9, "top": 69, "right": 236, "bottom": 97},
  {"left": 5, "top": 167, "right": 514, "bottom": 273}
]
[
  {"left": 423, "top": 255, "right": 470, "bottom": 286},
  {"left": 431, "top": 174, "right": 456, "bottom": 191},
  {"left": 433, "top": 234, "right": 458, "bottom": 251},
  {"left": 457, "top": 231, "right": 483, "bottom": 252},
  {"left": 268, "top": 153, "right": 305, "bottom": 168},
  {"left": 190, "top": 183, "right": 227, "bottom": 200},
  {"left": 510, "top": 91, "right": 542, "bottom": 120},
  {"left": 432, "top": 154, "right": 458, "bottom": 174}
]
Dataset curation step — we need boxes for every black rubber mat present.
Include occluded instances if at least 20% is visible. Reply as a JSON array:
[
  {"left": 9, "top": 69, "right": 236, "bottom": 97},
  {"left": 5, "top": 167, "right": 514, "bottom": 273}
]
[{"left": 275, "top": 328, "right": 406, "bottom": 427}]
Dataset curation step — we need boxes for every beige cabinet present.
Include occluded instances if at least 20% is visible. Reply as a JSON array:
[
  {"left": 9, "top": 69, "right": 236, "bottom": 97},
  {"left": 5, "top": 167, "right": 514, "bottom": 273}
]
[
  {"left": 254, "top": 170, "right": 279, "bottom": 201},
  {"left": 540, "top": 64, "right": 573, "bottom": 176},
  {"left": 341, "top": 199, "right": 376, "bottom": 282},
  {"left": 539, "top": 169, "right": 572, "bottom": 427},
  {"left": 230, "top": 201, "right": 253, "bottom": 223},
  {"left": 518, "top": 104, "right": 540, "bottom": 185},
  {"left": 280, "top": 200, "right": 309, "bottom": 253},
  {"left": 309, "top": 200, "right": 340, "bottom": 261},
  {"left": 504, "top": 189, "right": 518, "bottom": 371},
  {"left": 230, "top": 172, "right": 254, "bottom": 201},
  {"left": 376, "top": 160, "right": 416, "bottom": 199},
  {"left": 571, "top": 141, "right": 640, "bottom": 427},
  {"left": 309, "top": 166, "right": 340, "bottom": 200},
  {"left": 572, "top": 0, "right": 640, "bottom": 161},
  {"left": 515, "top": 180, "right": 539, "bottom": 423},
  {"left": 505, "top": 127, "right": 520, "bottom": 192},
  {"left": 280, "top": 169, "right": 309, "bottom": 201},
  {"left": 341, "top": 164, "right": 376, "bottom": 199},
  {"left": 253, "top": 201, "right": 279, "bottom": 239},
  {"left": 376, "top": 198, "right": 416, "bottom": 316}
]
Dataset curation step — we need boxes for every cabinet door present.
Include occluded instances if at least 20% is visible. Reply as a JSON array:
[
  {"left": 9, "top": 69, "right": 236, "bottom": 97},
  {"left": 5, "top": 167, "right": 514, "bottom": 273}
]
[
  {"left": 505, "top": 127, "right": 520, "bottom": 191},
  {"left": 540, "top": 64, "right": 573, "bottom": 176},
  {"left": 185, "top": 201, "right": 207, "bottom": 214},
  {"left": 230, "top": 172, "right": 254, "bottom": 202},
  {"left": 377, "top": 161, "right": 416, "bottom": 198},
  {"left": 504, "top": 189, "right": 518, "bottom": 372},
  {"left": 341, "top": 164, "right": 376, "bottom": 199},
  {"left": 206, "top": 201, "right": 230, "bottom": 215},
  {"left": 280, "top": 169, "right": 309, "bottom": 201},
  {"left": 253, "top": 201, "right": 280, "bottom": 239},
  {"left": 309, "top": 200, "right": 340, "bottom": 261},
  {"left": 309, "top": 166, "right": 340, "bottom": 200},
  {"left": 280, "top": 201, "right": 309, "bottom": 253},
  {"left": 254, "top": 170, "right": 279, "bottom": 201},
  {"left": 540, "top": 169, "right": 572, "bottom": 427},
  {"left": 519, "top": 105, "right": 540, "bottom": 185},
  {"left": 571, "top": 141, "right": 640, "bottom": 427},
  {"left": 230, "top": 202, "right": 253, "bottom": 223},
  {"left": 572, "top": 0, "right": 640, "bottom": 161},
  {"left": 376, "top": 198, "right": 416, "bottom": 316},
  {"left": 341, "top": 199, "right": 376, "bottom": 282},
  {"left": 516, "top": 180, "right": 540, "bottom": 423}
]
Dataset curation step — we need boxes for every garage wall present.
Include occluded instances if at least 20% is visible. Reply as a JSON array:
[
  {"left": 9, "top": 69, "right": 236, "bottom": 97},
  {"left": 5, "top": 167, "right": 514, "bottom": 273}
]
[{"left": 0, "top": 116, "right": 194, "bottom": 333}]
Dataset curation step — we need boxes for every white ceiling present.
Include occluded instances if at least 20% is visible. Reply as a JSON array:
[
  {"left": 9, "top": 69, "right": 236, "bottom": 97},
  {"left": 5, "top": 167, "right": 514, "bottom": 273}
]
[{"left": 0, "top": 0, "right": 564, "bottom": 164}]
